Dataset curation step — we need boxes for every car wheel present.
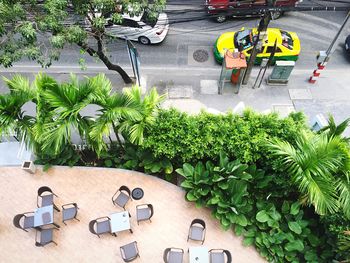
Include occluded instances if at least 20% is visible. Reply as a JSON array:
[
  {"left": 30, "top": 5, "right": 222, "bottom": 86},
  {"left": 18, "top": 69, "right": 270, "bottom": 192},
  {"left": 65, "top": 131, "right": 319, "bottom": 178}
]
[
  {"left": 270, "top": 11, "right": 283, "bottom": 20},
  {"left": 138, "top": 36, "right": 151, "bottom": 45},
  {"left": 215, "top": 15, "right": 227, "bottom": 23}
]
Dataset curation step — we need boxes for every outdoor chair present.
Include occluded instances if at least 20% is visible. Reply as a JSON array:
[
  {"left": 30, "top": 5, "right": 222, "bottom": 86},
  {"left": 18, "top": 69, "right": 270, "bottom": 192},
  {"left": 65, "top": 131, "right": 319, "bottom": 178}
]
[
  {"left": 112, "top": 185, "right": 131, "bottom": 210},
  {"left": 88, "top": 216, "right": 112, "bottom": 238},
  {"left": 209, "top": 249, "right": 232, "bottom": 263},
  {"left": 187, "top": 218, "right": 206, "bottom": 244},
  {"left": 163, "top": 247, "right": 184, "bottom": 263},
  {"left": 13, "top": 212, "right": 35, "bottom": 232},
  {"left": 62, "top": 203, "right": 80, "bottom": 225},
  {"left": 37, "top": 186, "right": 60, "bottom": 212},
  {"left": 136, "top": 204, "right": 154, "bottom": 225},
  {"left": 35, "top": 227, "right": 59, "bottom": 247},
  {"left": 120, "top": 241, "right": 140, "bottom": 262}
]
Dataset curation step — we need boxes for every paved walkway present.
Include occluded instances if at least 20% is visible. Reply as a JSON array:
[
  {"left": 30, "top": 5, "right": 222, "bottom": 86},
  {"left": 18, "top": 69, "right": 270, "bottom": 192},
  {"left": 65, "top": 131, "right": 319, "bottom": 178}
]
[{"left": 0, "top": 166, "right": 265, "bottom": 263}]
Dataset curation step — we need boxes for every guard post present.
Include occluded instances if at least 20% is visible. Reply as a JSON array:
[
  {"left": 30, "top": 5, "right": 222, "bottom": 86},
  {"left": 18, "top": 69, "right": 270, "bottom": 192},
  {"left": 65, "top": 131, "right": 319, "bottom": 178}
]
[{"left": 218, "top": 50, "right": 247, "bottom": 94}]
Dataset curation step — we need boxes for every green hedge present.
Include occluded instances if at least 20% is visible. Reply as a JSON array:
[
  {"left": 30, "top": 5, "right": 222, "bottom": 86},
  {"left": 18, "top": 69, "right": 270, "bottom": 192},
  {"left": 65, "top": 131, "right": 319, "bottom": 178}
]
[{"left": 143, "top": 109, "right": 307, "bottom": 165}]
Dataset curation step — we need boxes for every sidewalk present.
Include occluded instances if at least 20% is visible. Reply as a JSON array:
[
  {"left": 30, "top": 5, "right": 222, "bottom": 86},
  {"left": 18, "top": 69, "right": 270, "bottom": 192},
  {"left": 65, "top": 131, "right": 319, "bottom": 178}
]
[{"left": 145, "top": 67, "right": 350, "bottom": 135}]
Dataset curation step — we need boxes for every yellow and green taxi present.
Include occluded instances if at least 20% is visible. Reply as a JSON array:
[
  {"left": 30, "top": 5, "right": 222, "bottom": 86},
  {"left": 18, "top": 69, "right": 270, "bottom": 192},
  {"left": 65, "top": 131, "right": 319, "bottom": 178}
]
[{"left": 214, "top": 28, "right": 301, "bottom": 64}]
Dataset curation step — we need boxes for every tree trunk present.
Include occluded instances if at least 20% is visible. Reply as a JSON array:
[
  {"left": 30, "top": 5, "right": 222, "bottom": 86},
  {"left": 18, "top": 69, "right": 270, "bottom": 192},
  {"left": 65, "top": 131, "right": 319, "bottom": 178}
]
[
  {"left": 97, "top": 53, "right": 132, "bottom": 84},
  {"left": 78, "top": 40, "right": 133, "bottom": 84},
  {"left": 112, "top": 123, "right": 124, "bottom": 150}
]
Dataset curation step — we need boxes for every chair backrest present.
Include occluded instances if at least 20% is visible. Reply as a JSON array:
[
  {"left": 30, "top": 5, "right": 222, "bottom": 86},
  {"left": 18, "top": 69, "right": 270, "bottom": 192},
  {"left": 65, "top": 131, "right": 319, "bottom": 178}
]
[
  {"left": 148, "top": 204, "right": 154, "bottom": 219},
  {"left": 38, "top": 186, "right": 53, "bottom": 196},
  {"left": 119, "top": 185, "right": 131, "bottom": 195},
  {"left": 88, "top": 220, "right": 98, "bottom": 235},
  {"left": 209, "top": 249, "right": 232, "bottom": 263},
  {"left": 224, "top": 250, "right": 232, "bottom": 263},
  {"left": 163, "top": 247, "right": 184, "bottom": 263},
  {"left": 191, "top": 218, "right": 206, "bottom": 229},
  {"left": 13, "top": 214, "right": 24, "bottom": 229}
]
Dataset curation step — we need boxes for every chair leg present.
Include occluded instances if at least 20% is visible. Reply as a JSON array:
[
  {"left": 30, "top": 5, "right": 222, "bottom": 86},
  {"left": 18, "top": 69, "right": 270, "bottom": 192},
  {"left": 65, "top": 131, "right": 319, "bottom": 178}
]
[
  {"left": 53, "top": 222, "right": 60, "bottom": 228},
  {"left": 62, "top": 220, "right": 67, "bottom": 226},
  {"left": 52, "top": 240, "right": 58, "bottom": 246},
  {"left": 129, "top": 228, "right": 133, "bottom": 234},
  {"left": 54, "top": 204, "right": 60, "bottom": 212},
  {"left": 74, "top": 217, "right": 80, "bottom": 222}
]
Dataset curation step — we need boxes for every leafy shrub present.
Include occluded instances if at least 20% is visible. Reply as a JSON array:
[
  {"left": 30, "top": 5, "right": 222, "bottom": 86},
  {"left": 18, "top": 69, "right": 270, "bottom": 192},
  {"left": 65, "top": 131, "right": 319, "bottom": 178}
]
[
  {"left": 143, "top": 109, "right": 307, "bottom": 165},
  {"left": 177, "top": 152, "right": 334, "bottom": 262},
  {"left": 321, "top": 213, "right": 350, "bottom": 261},
  {"left": 35, "top": 144, "right": 80, "bottom": 171}
]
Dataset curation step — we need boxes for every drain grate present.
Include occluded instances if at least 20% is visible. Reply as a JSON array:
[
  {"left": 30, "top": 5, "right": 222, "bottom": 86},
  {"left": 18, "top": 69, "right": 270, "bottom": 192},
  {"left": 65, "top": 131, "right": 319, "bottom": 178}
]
[{"left": 193, "top": 49, "right": 209, "bottom": 63}]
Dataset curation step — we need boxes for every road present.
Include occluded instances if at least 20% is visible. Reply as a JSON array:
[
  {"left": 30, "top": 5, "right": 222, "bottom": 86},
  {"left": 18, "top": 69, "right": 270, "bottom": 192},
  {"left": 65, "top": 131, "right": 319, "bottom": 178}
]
[{"left": 5, "top": 1, "right": 349, "bottom": 72}]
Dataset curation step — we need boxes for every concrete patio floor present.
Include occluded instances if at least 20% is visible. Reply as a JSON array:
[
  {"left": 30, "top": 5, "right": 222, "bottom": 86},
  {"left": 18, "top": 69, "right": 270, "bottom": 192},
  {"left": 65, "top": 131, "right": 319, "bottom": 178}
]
[{"left": 0, "top": 166, "right": 265, "bottom": 263}]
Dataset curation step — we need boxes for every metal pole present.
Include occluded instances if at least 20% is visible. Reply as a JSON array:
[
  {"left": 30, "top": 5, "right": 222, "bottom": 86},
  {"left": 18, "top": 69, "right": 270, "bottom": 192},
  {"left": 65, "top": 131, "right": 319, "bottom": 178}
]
[
  {"left": 309, "top": 11, "right": 350, "bottom": 83},
  {"left": 325, "top": 10, "right": 350, "bottom": 60},
  {"left": 241, "top": 11, "right": 271, "bottom": 86}
]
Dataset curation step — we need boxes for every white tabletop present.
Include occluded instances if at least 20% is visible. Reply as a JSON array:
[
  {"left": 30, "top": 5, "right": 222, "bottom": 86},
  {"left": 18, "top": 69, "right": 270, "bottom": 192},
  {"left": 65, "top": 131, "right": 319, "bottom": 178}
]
[
  {"left": 110, "top": 211, "right": 131, "bottom": 233},
  {"left": 189, "top": 247, "right": 209, "bottom": 263},
  {"left": 34, "top": 205, "right": 53, "bottom": 227}
]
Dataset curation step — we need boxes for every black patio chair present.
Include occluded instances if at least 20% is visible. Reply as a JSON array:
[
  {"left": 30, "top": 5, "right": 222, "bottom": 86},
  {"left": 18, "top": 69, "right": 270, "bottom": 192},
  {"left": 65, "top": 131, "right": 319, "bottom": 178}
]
[
  {"left": 209, "top": 249, "right": 232, "bottom": 263},
  {"left": 35, "top": 227, "right": 59, "bottom": 247},
  {"left": 37, "top": 186, "right": 60, "bottom": 212},
  {"left": 62, "top": 203, "right": 80, "bottom": 225},
  {"left": 187, "top": 218, "right": 206, "bottom": 244},
  {"left": 88, "top": 216, "right": 112, "bottom": 238},
  {"left": 163, "top": 247, "right": 184, "bottom": 263},
  {"left": 120, "top": 241, "right": 140, "bottom": 262},
  {"left": 136, "top": 204, "right": 154, "bottom": 225},
  {"left": 13, "top": 212, "right": 35, "bottom": 232},
  {"left": 112, "top": 185, "right": 131, "bottom": 210}
]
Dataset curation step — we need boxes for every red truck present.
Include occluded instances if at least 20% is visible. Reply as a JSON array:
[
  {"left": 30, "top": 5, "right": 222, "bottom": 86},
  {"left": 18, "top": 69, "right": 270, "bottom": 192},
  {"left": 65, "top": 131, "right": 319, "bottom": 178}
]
[{"left": 206, "top": 0, "right": 301, "bottom": 22}]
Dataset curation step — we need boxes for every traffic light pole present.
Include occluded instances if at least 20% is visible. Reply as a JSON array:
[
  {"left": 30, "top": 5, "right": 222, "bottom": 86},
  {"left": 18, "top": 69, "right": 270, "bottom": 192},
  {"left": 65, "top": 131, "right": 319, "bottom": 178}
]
[{"left": 241, "top": 12, "right": 271, "bottom": 86}]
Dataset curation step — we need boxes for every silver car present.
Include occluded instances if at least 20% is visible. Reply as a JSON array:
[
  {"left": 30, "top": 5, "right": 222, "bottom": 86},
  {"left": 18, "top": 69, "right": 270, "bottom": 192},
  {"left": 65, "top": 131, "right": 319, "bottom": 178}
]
[{"left": 104, "top": 12, "right": 169, "bottom": 45}]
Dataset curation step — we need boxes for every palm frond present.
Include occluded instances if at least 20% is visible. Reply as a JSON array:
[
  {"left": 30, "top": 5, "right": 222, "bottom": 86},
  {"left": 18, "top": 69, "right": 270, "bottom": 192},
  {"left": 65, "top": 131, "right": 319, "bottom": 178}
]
[
  {"left": 266, "top": 131, "right": 348, "bottom": 216},
  {"left": 3, "top": 74, "right": 36, "bottom": 99},
  {"left": 319, "top": 114, "right": 350, "bottom": 140},
  {"left": 336, "top": 173, "right": 350, "bottom": 218}
]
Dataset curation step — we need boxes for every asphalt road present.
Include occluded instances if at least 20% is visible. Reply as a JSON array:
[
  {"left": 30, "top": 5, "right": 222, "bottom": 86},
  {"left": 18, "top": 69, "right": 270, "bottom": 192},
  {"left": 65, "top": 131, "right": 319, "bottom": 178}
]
[{"left": 1, "top": 1, "right": 349, "bottom": 77}]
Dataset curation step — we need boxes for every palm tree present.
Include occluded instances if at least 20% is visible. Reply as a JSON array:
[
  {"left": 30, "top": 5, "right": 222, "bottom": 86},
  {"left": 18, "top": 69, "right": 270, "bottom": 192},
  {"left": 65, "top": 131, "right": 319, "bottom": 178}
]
[
  {"left": 120, "top": 86, "right": 166, "bottom": 145},
  {"left": 90, "top": 83, "right": 165, "bottom": 155},
  {"left": 266, "top": 131, "right": 350, "bottom": 217},
  {"left": 0, "top": 75, "right": 36, "bottom": 149},
  {"left": 39, "top": 74, "right": 101, "bottom": 154}
]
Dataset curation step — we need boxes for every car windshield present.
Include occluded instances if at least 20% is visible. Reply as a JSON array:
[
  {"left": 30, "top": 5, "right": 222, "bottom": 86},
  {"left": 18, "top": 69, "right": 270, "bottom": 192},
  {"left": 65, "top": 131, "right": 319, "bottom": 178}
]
[
  {"left": 280, "top": 30, "right": 293, "bottom": 50},
  {"left": 141, "top": 11, "right": 158, "bottom": 27},
  {"left": 234, "top": 29, "right": 254, "bottom": 51}
]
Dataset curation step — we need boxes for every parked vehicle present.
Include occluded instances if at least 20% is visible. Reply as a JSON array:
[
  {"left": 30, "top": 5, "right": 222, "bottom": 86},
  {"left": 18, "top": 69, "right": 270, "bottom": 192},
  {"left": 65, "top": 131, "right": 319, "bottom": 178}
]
[
  {"left": 106, "top": 12, "right": 169, "bottom": 44},
  {"left": 206, "top": 0, "right": 302, "bottom": 22},
  {"left": 345, "top": 34, "right": 350, "bottom": 54},
  {"left": 214, "top": 27, "right": 301, "bottom": 64},
  {"left": 88, "top": 11, "right": 169, "bottom": 45}
]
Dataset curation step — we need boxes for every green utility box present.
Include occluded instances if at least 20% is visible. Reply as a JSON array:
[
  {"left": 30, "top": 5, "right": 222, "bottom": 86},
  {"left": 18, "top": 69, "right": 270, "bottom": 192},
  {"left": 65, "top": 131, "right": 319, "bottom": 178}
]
[{"left": 267, "top": 60, "right": 295, "bottom": 85}]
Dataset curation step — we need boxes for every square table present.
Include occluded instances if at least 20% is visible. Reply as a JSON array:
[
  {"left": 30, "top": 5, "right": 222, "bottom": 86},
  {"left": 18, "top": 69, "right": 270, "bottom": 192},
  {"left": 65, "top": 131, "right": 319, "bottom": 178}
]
[
  {"left": 110, "top": 211, "right": 132, "bottom": 234},
  {"left": 189, "top": 246, "right": 209, "bottom": 263},
  {"left": 34, "top": 205, "right": 53, "bottom": 227}
]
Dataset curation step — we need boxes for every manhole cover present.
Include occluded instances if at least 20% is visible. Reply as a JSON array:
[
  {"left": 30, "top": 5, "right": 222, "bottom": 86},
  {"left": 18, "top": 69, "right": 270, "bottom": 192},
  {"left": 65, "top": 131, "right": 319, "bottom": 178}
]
[{"left": 193, "top": 49, "right": 209, "bottom": 63}]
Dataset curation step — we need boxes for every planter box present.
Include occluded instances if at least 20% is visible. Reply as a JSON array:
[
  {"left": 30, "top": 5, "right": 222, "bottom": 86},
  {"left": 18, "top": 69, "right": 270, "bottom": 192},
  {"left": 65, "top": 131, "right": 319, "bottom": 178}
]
[{"left": 22, "top": 161, "right": 36, "bottom": 174}]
